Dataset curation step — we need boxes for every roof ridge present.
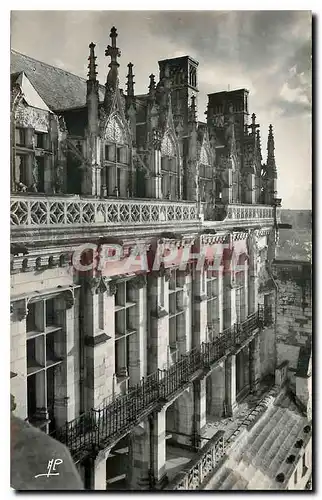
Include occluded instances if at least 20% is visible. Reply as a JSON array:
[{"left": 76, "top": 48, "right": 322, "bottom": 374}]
[{"left": 11, "top": 48, "right": 105, "bottom": 87}]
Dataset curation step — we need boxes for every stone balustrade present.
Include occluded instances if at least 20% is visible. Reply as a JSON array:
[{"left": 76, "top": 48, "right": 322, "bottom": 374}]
[
  {"left": 10, "top": 195, "right": 199, "bottom": 228},
  {"left": 166, "top": 431, "right": 225, "bottom": 490},
  {"left": 225, "top": 204, "right": 274, "bottom": 221},
  {"left": 209, "top": 203, "right": 275, "bottom": 222},
  {"left": 11, "top": 195, "right": 279, "bottom": 230}
]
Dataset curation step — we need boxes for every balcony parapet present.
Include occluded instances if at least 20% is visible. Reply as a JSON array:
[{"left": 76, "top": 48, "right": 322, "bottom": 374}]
[
  {"left": 225, "top": 204, "right": 274, "bottom": 221},
  {"left": 165, "top": 431, "right": 225, "bottom": 490},
  {"left": 10, "top": 195, "right": 200, "bottom": 229},
  {"left": 51, "top": 305, "right": 270, "bottom": 463},
  {"left": 203, "top": 203, "right": 275, "bottom": 225}
]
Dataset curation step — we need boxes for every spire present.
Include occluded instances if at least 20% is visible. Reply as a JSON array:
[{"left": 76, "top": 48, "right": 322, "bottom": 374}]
[
  {"left": 105, "top": 26, "right": 121, "bottom": 90},
  {"left": 87, "top": 42, "right": 97, "bottom": 81},
  {"left": 126, "top": 62, "right": 135, "bottom": 97},
  {"left": 256, "top": 129, "right": 262, "bottom": 162},
  {"left": 148, "top": 74, "right": 156, "bottom": 96},
  {"left": 267, "top": 124, "right": 277, "bottom": 177}
]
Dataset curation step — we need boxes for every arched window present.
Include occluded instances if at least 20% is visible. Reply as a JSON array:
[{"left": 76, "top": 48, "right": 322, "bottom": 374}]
[
  {"left": 103, "top": 114, "right": 129, "bottom": 198},
  {"left": 199, "top": 145, "right": 213, "bottom": 203},
  {"left": 161, "top": 133, "right": 178, "bottom": 200}
]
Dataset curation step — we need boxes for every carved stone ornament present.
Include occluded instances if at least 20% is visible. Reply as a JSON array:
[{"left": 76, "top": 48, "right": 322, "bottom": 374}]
[
  {"left": 11, "top": 299, "right": 28, "bottom": 322},
  {"left": 247, "top": 231, "right": 259, "bottom": 257},
  {"left": 15, "top": 102, "right": 49, "bottom": 133},
  {"left": 64, "top": 291, "right": 75, "bottom": 309},
  {"left": 159, "top": 265, "right": 172, "bottom": 282},
  {"left": 152, "top": 128, "right": 162, "bottom": 150},
  {"left": 108, "top": 280, "right": 118, "bottom": 296},
  {"left": 131, "top": 274, "right": 147, "bottom": 290},
  {"left": 87, "top": 276, "right": 109, "bottom": 295}
]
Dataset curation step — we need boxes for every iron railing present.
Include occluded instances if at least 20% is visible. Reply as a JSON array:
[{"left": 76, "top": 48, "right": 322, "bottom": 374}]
[{"left": 53, "top": 305, "right": 269, "bottom": 462}]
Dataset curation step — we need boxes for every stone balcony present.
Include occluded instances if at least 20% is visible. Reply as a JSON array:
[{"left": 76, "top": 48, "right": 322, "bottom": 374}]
[
  {"left": 10, "top": 194, "right": 201, "bottom": 244},
  {"left": 10, "top": 194, "right": 280, "bottom": 245},
  {"left": 202, "top": 202, "right": 280, "bottom": 228}
]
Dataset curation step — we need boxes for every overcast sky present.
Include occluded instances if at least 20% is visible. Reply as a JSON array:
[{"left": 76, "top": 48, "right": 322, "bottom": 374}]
[{"left": 11, "top": 10, "right": 312, "bottom": 209}]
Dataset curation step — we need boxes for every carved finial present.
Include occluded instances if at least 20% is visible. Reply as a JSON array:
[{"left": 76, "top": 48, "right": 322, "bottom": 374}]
[
  {"left": 126, "top": 62, "right": 135, "bottom": 97},
  {"left": 149, "top": 73, "right": 156, "bottom": 95},
  {"left": 105, "top": 26, "right": 121, "bottom": 90},
  {"left": 105, "top": 27, "right": 121, "bottom": 67},
  {"left": 247, "top": 112, "right": 259, "bottom": 136},
  {"left": 88, "top": 42, "right": 97, "bottom": 81}
]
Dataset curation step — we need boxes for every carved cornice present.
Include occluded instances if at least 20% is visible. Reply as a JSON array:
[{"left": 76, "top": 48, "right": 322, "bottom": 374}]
[
  {"left": 233, "top": 232, "right": 248, "bottom": 241},
  {"left": 200, "top": 234, "right": 227, "bottom": 245},
  {"left": 10, "top": 251, "right": 72, "bottom": 275}
]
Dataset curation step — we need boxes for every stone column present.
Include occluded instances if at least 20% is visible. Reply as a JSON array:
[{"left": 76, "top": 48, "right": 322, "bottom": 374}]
[
  {"left": 193, "top": 378, "right": 207, "bottom": 448},
  {"left": 82, "top": 278, "right": 114, "bottom": 410},
  {"left": 52, "top": 291, "right": 77, "bottom": 427},
  {"left": 207, "top": 361, "right": 225, "bottom": 417},
  {"left": 247, "top": 232, "right": 259, "bottom": 315},
  {"left": 128, "top": 421, "right": 150, "bottom": 490},
  {"left": 93, "top": 454, "right": 107, "bottom": 490},
  {"left": 11, "top": 300, "right": 28, "bottom": 419},
  {"left": 150, "top": 409, "right": 167, "bottom": 488},
  {"left": 82, "top": 165, "right": 101, "bottom": 196},
  {"left": 223, "top": 239, "right": 237, "bottom": 329},
  {"left": 44, "top": 156, "right": 53, "bottom": 193},
  {"left": 249, "top": 335, "right": 261, "bottom": 393},
  {"left": 222, "top": 169, "right": 233, "bottom": 204},
  {"left": 245, "top": 173, "right": 255, "bottom": 204},
  {"left": 176, "top": 271, "right": 191, "bottom": 355},
  {"left": 225, "top": 354, "right": 237, "bottom": 416},
  {"left": 148, "top": 272, "right": 169, "bottom": 371},
  {"left": 241, "top": 260, "right": 249, "bottom": 321},
  {"left": 192, "top": 267, "right": 207, "bottom": 347},
  {"left": 127, "top": 275, "right": 147, "bottom": 385}
]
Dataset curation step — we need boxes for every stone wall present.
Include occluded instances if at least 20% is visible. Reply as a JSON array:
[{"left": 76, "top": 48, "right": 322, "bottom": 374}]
[{"left": 273, "top": 261, "right": 312, "bottom": 380}]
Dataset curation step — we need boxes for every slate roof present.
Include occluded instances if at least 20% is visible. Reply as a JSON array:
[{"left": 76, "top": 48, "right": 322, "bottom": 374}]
[
  {"left": 11, "top": 49, "right": 105, "bottom": 111},
  {"left": 206, "top": 391, "right": 310, "bottom": 490}
]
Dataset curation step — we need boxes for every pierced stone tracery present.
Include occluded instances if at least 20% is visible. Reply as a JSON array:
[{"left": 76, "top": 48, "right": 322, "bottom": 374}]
[
  {"left": 161, "top": 133, "right": 176, "bottom": 157},
  {"left": 105, "top": 115, "right": 126, "bottom": 144}
]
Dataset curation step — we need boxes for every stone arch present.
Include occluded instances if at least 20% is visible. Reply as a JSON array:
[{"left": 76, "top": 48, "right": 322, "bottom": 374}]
[{"left": 166, "top": 388, "right": 194, "bottom": 446}]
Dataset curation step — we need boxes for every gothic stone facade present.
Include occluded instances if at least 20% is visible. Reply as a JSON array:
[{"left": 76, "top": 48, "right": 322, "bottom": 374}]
[{"left": 10, "top": 27, "right": 310, "bottom": 490}]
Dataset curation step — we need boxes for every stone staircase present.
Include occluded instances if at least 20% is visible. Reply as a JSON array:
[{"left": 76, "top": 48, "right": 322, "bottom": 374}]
[{"left": 204, "top": 395, "right": 306, "bottom": 490}]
